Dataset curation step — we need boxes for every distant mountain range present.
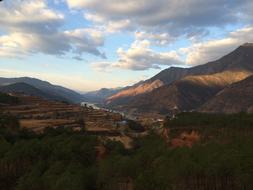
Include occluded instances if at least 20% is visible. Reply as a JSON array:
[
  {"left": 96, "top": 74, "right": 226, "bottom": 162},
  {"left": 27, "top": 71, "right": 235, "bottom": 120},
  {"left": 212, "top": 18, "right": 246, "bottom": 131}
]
[
  {"left": 105, "top": 43, "right": 253, "bottom": 115},
  {"left": 0, "top": 82, "right": 65, "bottom": 101},
  {"left": 0, "top": 77, "right": 85, "bottom": 103},
  {"left": 82, "top": 87, "right": 122, "bottom": 103},
  {"left": 1, "top": 43, "right": 252, "bottom": 114}
]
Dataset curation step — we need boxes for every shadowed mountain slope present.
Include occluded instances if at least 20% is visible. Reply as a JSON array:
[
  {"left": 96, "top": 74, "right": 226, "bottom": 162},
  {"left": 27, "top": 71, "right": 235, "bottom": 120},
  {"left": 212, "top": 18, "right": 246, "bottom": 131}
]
[
  {"left": 125, "top": 71, "right": 252, "bottom": 114},
  {"left": 106, "top": 44, "right": 253, "bottom": 108},
  {"left": 199, "top": 75, "right": 253, "bottom": 113}
]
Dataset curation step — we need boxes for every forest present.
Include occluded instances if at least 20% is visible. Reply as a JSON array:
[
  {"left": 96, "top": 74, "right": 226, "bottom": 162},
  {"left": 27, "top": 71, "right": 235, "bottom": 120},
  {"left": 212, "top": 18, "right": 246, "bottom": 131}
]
[
  {"left": 0, "top": 93, "right": 19, "bottom": 105},
  {"left": 0, "top": 112, "right": 253, "bottom": 190}
]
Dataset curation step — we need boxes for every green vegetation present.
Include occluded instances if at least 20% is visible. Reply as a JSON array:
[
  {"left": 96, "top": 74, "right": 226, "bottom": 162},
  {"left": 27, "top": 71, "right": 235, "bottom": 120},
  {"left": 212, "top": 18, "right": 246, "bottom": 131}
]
[
  {"left": 168, "top": 112, "right": 253, "bottom": 128},
  {"left": 0, "top": 92, "right": 19, "bottom": 105},
  {"left": 0, "top": 114, "right": 97, "bottom": 190},
  {"left": 166, "top": 112, "right": 253, "bottom": 143},
  {"left": 97, "top": 131, "right": 253, "bottom": 189},
  {"left": 0, "top": 113, "right": 253, "bottom": 189}
]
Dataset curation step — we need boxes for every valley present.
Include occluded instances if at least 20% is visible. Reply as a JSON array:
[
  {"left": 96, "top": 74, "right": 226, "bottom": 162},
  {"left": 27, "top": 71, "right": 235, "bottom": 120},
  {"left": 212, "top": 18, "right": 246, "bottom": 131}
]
[
  {"left": 0, "top": 43, "right": 253, "bottom": 190},
  {"left": 0, "top": 93, "right": 144, "bottom": 149},
  {"left": 1, "top": 44, "right": 253, "bottom": 130},
  {"left": 2, "top": 1, "right": 253, "bottom": 189}
]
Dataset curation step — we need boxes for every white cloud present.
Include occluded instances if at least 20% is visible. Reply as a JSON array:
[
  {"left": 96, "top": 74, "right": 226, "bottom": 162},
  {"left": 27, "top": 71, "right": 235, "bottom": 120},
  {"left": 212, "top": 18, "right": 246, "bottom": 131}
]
[
  {"left": 0, "top": 0, "right": 64, "bottom": 34},
  {"left": 93, "top": 26, "right": 253, "bottom": 71},
  {"left": 135, "top": 31, "right": 175, "bottom": 46},
  {"left": 64, "top": 28, "right": 105, "bottom": 58},
  {"left": 84, "top": 13, "right": 132, "bottom": 33},
  {"left": 92, "top": 40, "right": 183, "bottom": 71},
  {"left": 0, "top": 29, "right": 105, "bottom": 59},
  {"left": 0, "top": 0, "right": 105, "bottom": 59},
  {"left": 182, "top": 27, "right": 253, "bottom": 65},
  {"left": 105, "top": 20, "right": 132, "bottom": 33},
  {"left": 84, "top": 13, "right": 106, "bottom": 23},
  {"left": 67, "top": 0, "right": 251, "bottom": 39}
]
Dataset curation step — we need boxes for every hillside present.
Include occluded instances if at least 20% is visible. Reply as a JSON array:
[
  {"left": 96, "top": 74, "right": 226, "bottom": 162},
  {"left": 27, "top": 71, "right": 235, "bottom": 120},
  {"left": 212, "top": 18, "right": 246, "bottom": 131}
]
[
  {"left": 106, "top": 43, "right": 253, "bottom": 108},
  {"left": 106, "top": 79, "right": 163, "bottom": 105},
  {"left": 0, "top": 82, "right": 68, "bottom": 102},
  {"left": 200, "top": 75, "right": 253, "bottom": 113},
  {"left": 0, "top": 93, "right": 127, "bottom": 133},
  {"left": 0, "top": 77, "right": 85, "bottom": 103},
  {"left": 125, "top": 71, "right": 251, "bottom": 115}
]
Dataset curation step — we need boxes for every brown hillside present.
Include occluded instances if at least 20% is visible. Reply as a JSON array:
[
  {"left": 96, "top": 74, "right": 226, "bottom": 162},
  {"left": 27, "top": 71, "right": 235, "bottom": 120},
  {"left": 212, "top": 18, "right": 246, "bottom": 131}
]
[
  {"left": 199, "top": 75, "right": 253, "bottom": 113},
  {"left": 106, "top": 44, "right": 253, "bottom": 110},
  {"left": 124, "top": 71, "right": 252, "bottom": 115}
]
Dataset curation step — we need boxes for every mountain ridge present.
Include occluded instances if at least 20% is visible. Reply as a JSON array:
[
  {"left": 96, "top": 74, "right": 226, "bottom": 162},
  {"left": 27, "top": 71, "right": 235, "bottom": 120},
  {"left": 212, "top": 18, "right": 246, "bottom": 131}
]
[
  {"left": 125, "top": 71, "right": 252, "bottom": 114},
  {"left": 106, "top": 43, "right": 253, "bottom": 114},
  {"left": 106, "top": 44, "right": 253, "bottom": 107},
  {"left": 0, "top": 77, "right": 85, "bottom": 103},
  {"left": 0, "top": 82, "right": 69, "bottom": 102}
]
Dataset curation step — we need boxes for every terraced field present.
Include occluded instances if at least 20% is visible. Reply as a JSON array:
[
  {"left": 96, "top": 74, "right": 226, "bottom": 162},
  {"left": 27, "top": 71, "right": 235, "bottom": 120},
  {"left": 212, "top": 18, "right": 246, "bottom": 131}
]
[{"left": 1, "top": 94, "right": 123, "bottom": 132}]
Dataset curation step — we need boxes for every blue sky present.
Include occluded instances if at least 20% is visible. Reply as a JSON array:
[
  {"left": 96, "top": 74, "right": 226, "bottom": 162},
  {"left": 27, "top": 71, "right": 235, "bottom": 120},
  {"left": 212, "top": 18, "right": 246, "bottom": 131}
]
[{"left": 0, "top": 0, "right": 253, "bottom": 91}]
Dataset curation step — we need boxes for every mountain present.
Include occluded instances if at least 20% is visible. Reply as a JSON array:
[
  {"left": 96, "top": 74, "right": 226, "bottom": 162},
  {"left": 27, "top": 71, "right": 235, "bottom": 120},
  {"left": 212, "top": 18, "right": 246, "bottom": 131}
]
[
  {"left": 124, "top": 71, "right": 251, "bottom": 114},
  {"left": 0, "top": 77, "right": 85, "bottom": 103},
  {"left": 106, "top": 79, "right": 163, "bottom": 105},
  {"left": 83, "top": 87, "right": 122, "bottom": 103},
  {"left": 107, "top": 44, "right": 253, "bottom": 107},
  {"left": 199, "top": 75, "right": 253, "bottom": 113},
  {"left": 106, "top": 43, "right": 253, "bottom": 114},
  {"left": 0, "top": 82, "right": 68, "bottom": 102}
]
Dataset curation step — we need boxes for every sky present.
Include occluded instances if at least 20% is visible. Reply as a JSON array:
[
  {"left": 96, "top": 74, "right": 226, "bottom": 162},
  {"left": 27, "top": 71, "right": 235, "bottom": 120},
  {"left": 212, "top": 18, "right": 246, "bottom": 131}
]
[{"left": 0, "top": 0, "right": 253, "bottom": 92}]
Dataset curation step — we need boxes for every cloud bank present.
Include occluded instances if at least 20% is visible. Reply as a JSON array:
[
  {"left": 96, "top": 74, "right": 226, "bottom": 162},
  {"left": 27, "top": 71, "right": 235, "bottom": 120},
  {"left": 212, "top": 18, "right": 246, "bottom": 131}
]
[
  {"left": 67, "top": 0, "right": 253, "bottom": 36},
  {"left": 183, "top": 27, "right": 253, "bottom": 65},
  {"left": 93, "top": 40, "right": 183, "bottom": 71},
  {"left": 0, "top": 0, "right": 105, "bottom": 59},
  {"left": 67, "top": 0, "right": 253, "bottom": 70},
  {"left": 1, "top": 0, "right": 253, "bottom": 72}
]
